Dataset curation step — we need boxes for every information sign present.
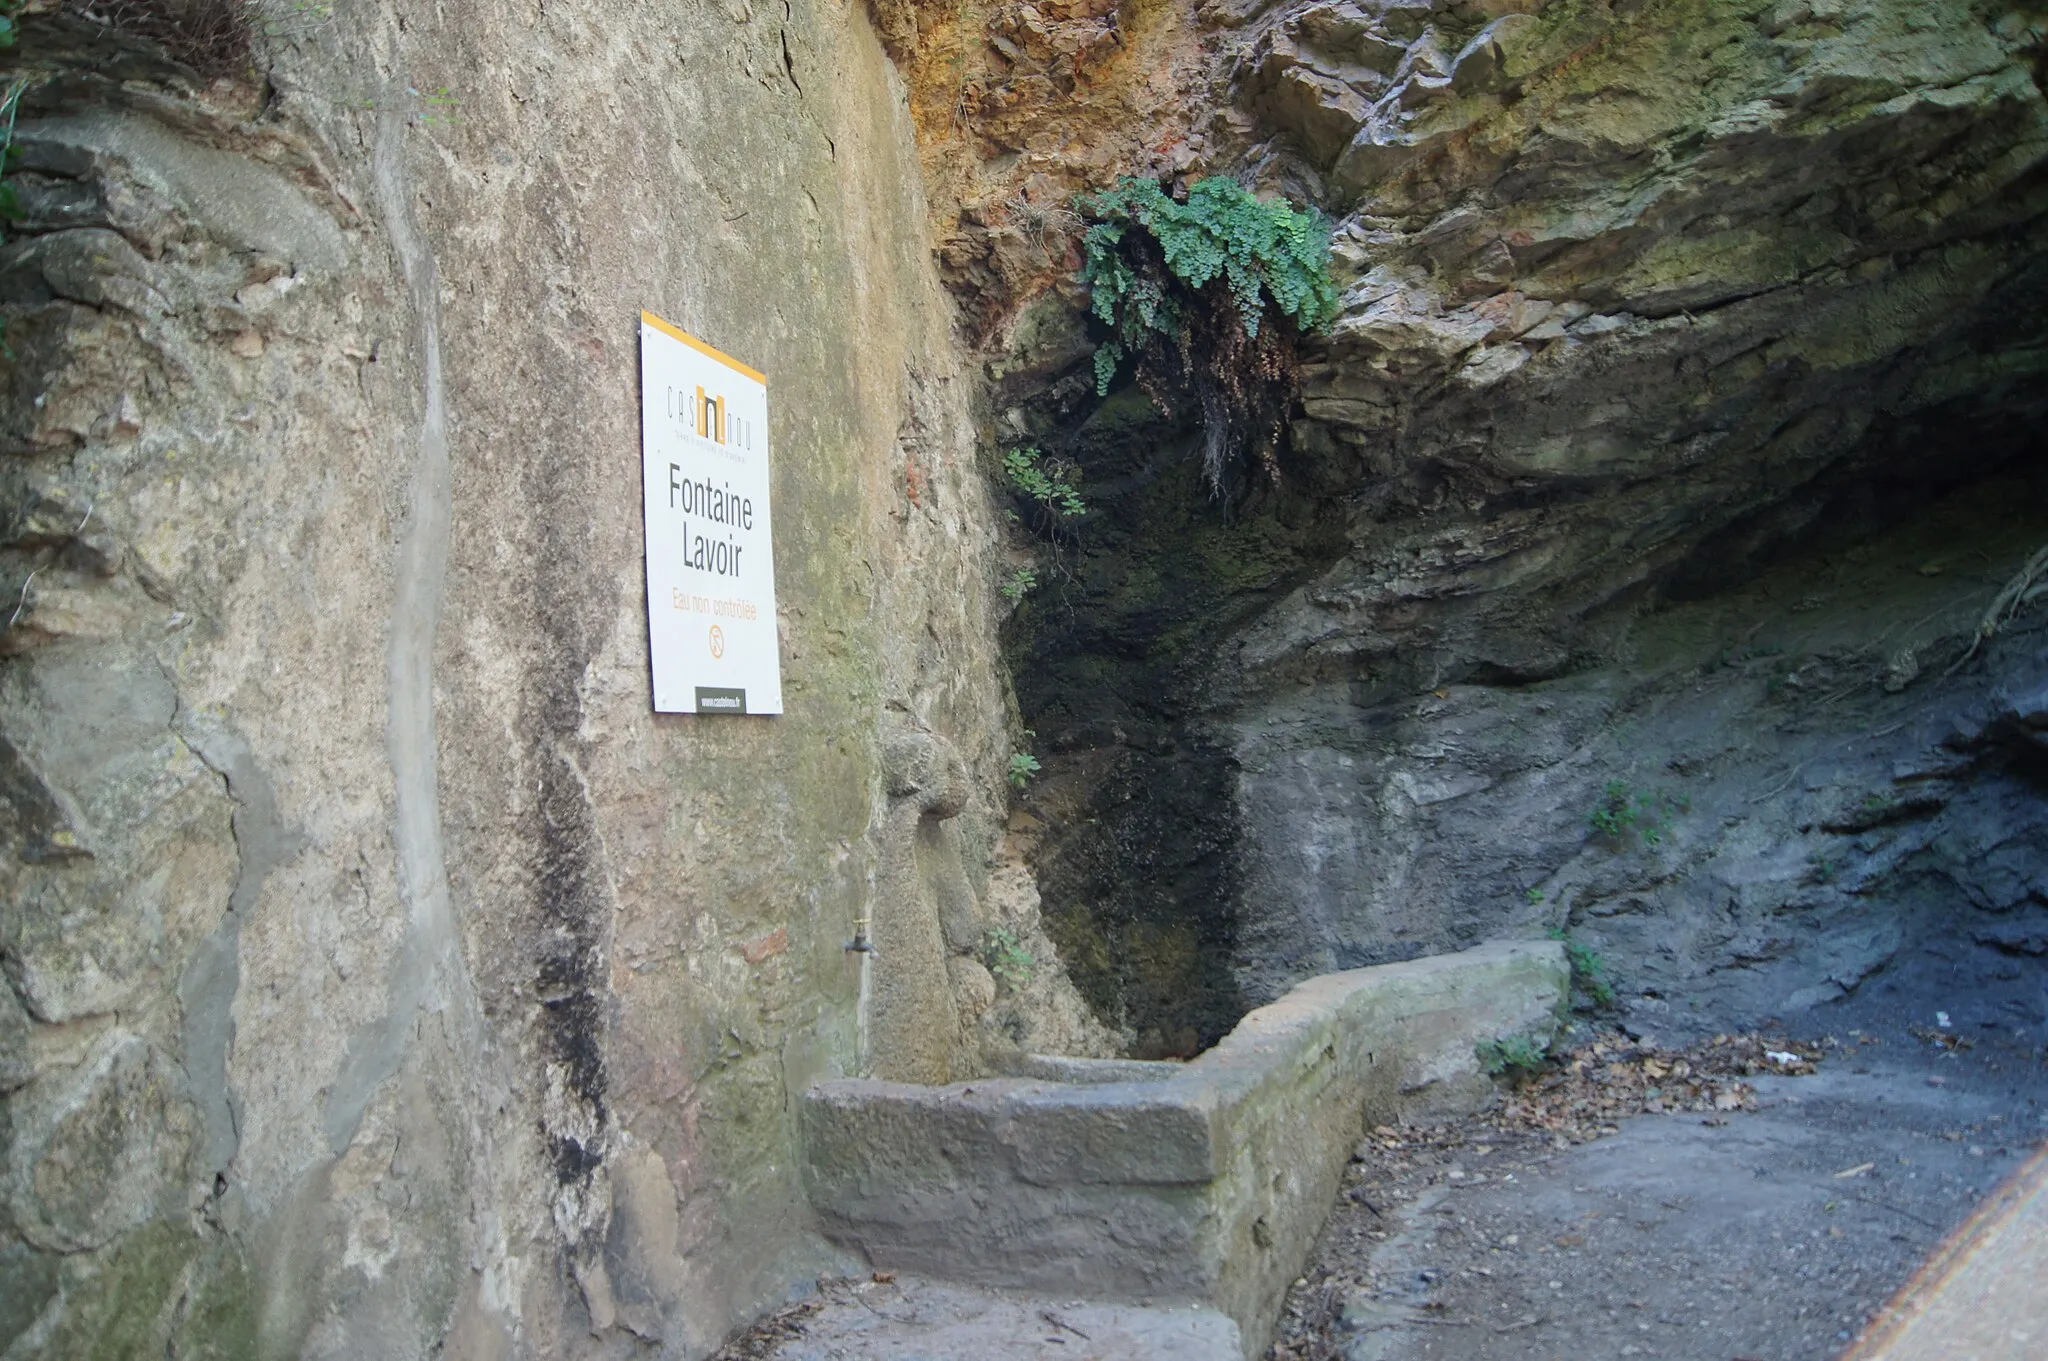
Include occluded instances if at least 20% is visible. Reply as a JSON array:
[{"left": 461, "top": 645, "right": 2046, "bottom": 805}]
[{"left": 639, "top": 311, "right": 782, "bottom": 714}]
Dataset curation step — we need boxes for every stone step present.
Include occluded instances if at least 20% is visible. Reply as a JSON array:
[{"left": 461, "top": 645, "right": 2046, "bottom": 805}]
[
  {"left": 800, "top": 939, "right": 1570, "bottom": 1358},
  {"left": 749, "top": 1275, "right": 1242, "bottom": 1361}
]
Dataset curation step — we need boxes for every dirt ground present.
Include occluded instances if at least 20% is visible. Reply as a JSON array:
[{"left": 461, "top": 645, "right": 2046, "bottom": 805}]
[{"left": 1267, "top": 938, "right": 2048, "bottom": 1361}]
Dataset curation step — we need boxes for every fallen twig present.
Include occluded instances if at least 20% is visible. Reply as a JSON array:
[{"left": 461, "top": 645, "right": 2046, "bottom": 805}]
[
  {"left": 1840, "top": 1192, "right": 1942, "bottom": 1232},
  {"left": 1749, "top": 762, "right": 1804, "bottom": 803}
]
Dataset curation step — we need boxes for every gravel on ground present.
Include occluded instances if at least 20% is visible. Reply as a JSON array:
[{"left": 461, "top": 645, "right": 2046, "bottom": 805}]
[{"left": 1267, "top": 969, "right": 2048, "bottom": 1361}]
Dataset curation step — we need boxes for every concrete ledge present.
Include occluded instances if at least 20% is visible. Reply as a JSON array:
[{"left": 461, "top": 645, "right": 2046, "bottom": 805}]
[
  {"left": 1845, "top": 1145, "right": 2048, "bottom": 1361},
  {"left": 800, "top": 939, "right": 1567, "bottom": 1358}
]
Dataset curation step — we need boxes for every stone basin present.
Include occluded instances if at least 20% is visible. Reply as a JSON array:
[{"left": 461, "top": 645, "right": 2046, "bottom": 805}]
[{"left": 800, "top": 938, "right": 1569, "bottom": 1358}]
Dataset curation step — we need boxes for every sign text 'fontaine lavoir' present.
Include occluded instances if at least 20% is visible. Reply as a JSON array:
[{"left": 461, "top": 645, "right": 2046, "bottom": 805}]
[{"left": 639, "top": 311, "right": 783, "bottom": 715}]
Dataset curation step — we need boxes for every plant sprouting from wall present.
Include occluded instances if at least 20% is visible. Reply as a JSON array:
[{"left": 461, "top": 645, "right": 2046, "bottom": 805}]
[
  {"left": 1476, "top": 1034, "right": 1549, "bottom": 1082},
  {"left": 1586, "top": 780, "right": 1688, "bottom": 847},
  {"left": 1003, "top": 446, "right": 1085, "bottom": 528},
  {"left": 1078, "top": 176, "right": 1339, "bottom": 498},
  {"left": 999, "top": 447, "right": 1084, "bottom": 597},
  {"left": 982, "top": 927, "right": 1036, "bottom": 989},
  {"left": 1000, "top": 566, "right": 1038, "bottom": 602},
  {"left": 1007, "top": 751, "right": 1041, "bottom": 789},
  {"left": 1548, "top": 929, "right": 1615, "bottom": 1010}
]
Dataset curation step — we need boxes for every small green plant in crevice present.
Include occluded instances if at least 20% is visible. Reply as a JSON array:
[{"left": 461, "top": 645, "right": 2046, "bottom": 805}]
[
  {"left": 1000, "top": 565, "right": 1038, "bottom": 603},
  {"left": 1077, "top": 175, "right": 1339, "bottom": 498},
  {"left": 1586, "top": 780, "right": 1688, "bottom": 847},
  {"left": 1586, "top": 780, "right": 1639, "bottom": 838},
  {"left": 1524, "top": 887, "right": 1547, "bottom": 906},
  {"left": 1006, "top": 751, "right": 1041, "bottom": 789},
  {"left": 982, "top": 926, "right": 1036, "bottom": 989},
  {"left": 997, "top": 449, "right": 1083, "bottom": 595},
  {"left": 1476, "top": 1034, "right": 1549, "bottom": 1082},
  {"left": 1003, "top": 446, "right": 1085, "bottom": 524},
  {"left": 1548, "top": 928, "right": 1615, "bottom": 1010}
]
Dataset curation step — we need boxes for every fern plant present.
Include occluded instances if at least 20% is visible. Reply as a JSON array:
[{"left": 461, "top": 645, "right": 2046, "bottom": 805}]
[
  {"left": 1078, "top": 176, "right": 1338, "bottom": 497},
  {"left": 1003, "top": 447, "right": 1086, "bottom": 523},
  {"left": 1476, "top": 1034, "right": 1549, "bottom": 1081}
]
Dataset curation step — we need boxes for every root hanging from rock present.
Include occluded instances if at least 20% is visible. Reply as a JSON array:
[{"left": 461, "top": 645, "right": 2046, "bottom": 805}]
[
  {"left": 61, "top": 0, "right": 256, "bottom": 78},
  {"left": 1951, "top": 539, "right": 2048, "bottom": 672}
]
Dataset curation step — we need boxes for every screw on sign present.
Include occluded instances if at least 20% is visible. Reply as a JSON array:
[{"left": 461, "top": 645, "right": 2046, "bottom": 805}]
[{"left": 709, "top": 624, "right": 725, "bottom": 659}]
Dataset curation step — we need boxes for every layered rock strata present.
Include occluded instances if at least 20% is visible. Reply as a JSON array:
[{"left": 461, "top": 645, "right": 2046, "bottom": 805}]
[{"left": 984, "top": 0, "right": 2048, "bottom": 1037}]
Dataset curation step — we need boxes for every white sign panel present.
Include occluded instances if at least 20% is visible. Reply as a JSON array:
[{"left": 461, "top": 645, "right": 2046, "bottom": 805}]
[{"left": 640, "top": 311, "right": 782, "bottom": 715}]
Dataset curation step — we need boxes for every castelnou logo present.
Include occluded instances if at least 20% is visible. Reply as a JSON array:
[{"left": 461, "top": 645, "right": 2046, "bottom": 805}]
[
  {"left": 676, "top": 383, "right": 754, "bottom": 451},
  {"left": 697, "top": 385, "right": 726, "bottom": 443}
]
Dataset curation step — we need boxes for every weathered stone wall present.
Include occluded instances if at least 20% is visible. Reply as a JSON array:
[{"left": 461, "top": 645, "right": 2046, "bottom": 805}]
[{"left": 0, "top": 1, "right": 1050, "bottom": 1355}]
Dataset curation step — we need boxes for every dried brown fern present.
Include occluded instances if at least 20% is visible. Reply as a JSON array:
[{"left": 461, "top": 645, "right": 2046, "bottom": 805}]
[{"left": 62, "top": 0, "right": 254, "bottom": 78}]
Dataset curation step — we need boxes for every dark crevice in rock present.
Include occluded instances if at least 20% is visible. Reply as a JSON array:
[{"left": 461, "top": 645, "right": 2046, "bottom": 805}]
[
  {"left": 1004, "top": 380, "right": 1359, "bottom": 1049},
  {"left": 521, "top": 395, "right": 616, "bottom": 1221},
  {"left": 1028, "top": 731, "right": 1249, "bottom": 1058}
]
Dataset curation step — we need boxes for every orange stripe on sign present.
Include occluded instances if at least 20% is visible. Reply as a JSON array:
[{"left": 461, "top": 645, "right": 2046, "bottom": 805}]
[{"left": 640, "top": 310, "right": 767, "bottom": 385}]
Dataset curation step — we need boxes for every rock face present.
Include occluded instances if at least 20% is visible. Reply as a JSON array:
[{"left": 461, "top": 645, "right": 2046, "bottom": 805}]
[
  {"left": 0, "top": 7, "right": 1099, "bottom": 1358},
  {"left": 866, "top": 0, "right": 1223, "bottom": 338},
  {"left": 993, "top": 0, "right": 2048, "bottom": 1040},
  {"left": 1, "top": 0, "right": 2044, "bottom": 1352}
]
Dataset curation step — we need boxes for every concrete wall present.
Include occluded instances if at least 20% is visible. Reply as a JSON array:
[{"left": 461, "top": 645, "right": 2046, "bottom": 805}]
[
  {"left": 802, "top": 939, "right": 1568, "bottom": 1358},
  {"left": 0, "top": 4, "right": 1017, "bottom": 1356}
]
